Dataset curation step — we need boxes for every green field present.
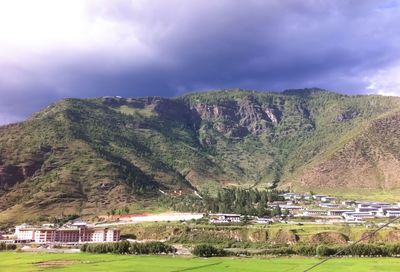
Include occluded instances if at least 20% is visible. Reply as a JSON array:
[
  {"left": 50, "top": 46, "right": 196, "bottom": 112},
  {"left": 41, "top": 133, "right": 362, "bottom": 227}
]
[{"left": 1, "top": 252, "right": 400, "bottom": 272}]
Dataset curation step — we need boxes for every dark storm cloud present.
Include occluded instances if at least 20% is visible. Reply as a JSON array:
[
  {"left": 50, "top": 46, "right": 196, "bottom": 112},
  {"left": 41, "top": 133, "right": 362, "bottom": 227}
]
[{"left": 1, "top": 0, "right": 400, "bottom": 124}]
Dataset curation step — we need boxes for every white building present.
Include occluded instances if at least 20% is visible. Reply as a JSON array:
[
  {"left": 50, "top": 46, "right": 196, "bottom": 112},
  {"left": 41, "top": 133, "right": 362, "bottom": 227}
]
[
  {"left": 341, "top": 200, "right": 353, "bottom": 206},
  {"left": 14, "top": 223, "right": 120, "bottom": 244},
  {"left": 327, "top": 210, "right": 354, "bottom": 217},
  {"left": 304, "top": 210, "right": 328, "bottom": 216},
  {"left": 209, "top": 214, "right": 241, "bottom": 223},
  {"left": 280, "top": 193, "right": 302, "bottom": 200},
  {"left": 14, "top": 224, "right": 39, "bottom": 237},
  {"left": 312, "top": 195, "right": 326, "bottom": 200},
  {"left": 356, "top": 207, "right": 379, "bottom": 215},
  {"left": 256, "top": 217, "right": 273, "bottom": 224},
  {"left": 319, "top": 203, "right": 339, "bottom": 208},
  {"left": 387, "top": 211, "right": 400, "bottom": 217},
  {"left": 278, "top": 205, "right": 306, "bottom": 210},
  {"left": 343, "top": 212, "right": 374, "bottom": 220},
  {"left": 376, "top": 207, "right": 400, "bottom": 217},
  {"left": 356, "top": 202, "right": 391, "bottom": 209},
  {"left": 321, "top": 197, "right": 335, "bottom": 202}
]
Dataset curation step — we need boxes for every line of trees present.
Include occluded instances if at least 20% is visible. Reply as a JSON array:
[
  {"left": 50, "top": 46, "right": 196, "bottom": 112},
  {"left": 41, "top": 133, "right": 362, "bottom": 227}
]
[
  {"left": 191, "top": 243, "right": 400, "bottom": 258},
  {"left": 315, "top": 243, "right": 400, "bottom": 257},
  {"left": 252, "top": 243, "right": 400, "bottom": 257},
  {"left": 80, "top": 241, "right": 174, "bottom": 255}
]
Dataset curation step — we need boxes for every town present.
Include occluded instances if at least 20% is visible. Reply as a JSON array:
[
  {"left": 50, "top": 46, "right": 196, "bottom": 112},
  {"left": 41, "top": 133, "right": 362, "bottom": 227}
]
[
  {"left": 2, "top": 193, "right": 400, "bottom": 246},
  {"left": 209, "top": 193, "right": 400, "bottom": 224}
]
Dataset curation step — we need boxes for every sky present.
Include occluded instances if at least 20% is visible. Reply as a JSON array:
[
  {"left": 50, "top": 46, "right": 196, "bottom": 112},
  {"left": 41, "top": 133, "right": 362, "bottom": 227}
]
[{"left": 1, "top": 0, "right": 400, "bottom": 125}]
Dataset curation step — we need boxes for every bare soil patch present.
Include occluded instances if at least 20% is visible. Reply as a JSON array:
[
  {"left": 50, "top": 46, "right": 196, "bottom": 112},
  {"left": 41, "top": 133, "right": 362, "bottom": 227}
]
[
  {"left": 35, "top": 260, "right": 81, "bottom": 268},
  {"left": 221, "top": 182, "right": 239, "bottom": 187},
  {"left": 309, "top": 232, "right": 348, "bottom": 245}
]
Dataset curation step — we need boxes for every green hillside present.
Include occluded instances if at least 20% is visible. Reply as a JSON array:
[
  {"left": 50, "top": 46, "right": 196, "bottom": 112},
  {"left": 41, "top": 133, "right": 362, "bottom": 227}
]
[{"left": 1, "top": 88, "right": 400, "bottom": 223}]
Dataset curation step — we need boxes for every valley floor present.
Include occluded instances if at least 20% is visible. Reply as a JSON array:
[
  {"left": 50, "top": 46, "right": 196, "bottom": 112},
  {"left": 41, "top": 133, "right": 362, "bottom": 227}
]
[{"left": 1, "top": 252, "right": 400, "bottom": 272}]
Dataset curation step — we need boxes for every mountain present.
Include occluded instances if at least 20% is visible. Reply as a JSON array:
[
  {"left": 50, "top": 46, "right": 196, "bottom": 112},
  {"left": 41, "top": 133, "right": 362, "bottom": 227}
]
[{"left": 1, "top": 88, "right": 400, "bottom": 223}]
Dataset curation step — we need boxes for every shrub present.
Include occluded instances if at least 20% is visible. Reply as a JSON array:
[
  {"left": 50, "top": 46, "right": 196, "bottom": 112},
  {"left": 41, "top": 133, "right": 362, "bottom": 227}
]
[
  {"left": 316, "top": 245, "right": 337, "bottom": 257},
  {"left": 0, "top": 243, "right": 17, "bottom": 251},
  {"left": 80, "top": 243, "right": 88, "bottom": 252},
  {"left": 192, "top": 244, "right": 226, "bottom": 257},
  {"left": 6, "top": 244, "right": 16, "bottom": 250},
  {"left": 0, "top": 243, "right": 16, "bottom": 251}
]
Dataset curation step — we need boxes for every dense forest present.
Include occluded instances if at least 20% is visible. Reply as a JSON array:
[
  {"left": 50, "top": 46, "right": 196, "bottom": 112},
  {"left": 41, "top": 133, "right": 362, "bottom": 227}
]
[{"left": 157, "top": 188, "right": 287, "bottom": 217}]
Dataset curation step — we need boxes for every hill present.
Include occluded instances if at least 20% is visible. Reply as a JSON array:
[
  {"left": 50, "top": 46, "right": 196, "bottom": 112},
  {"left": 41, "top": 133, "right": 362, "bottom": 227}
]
[{"left": 1, "top": 88, "right": 400, "bottom": 223}]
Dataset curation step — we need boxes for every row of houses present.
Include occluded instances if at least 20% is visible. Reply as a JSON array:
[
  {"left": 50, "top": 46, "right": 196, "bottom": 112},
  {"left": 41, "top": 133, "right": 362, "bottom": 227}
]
[
  {"left": 12, "top": 222, "right": 120, "bottom": 244},
  {"left": 300, "top": 201, "right": 400, "bottom": 222},
  {"left": 280, "top": 193, "right": 336, "bottom": 202},
  {"left": 209, "top": 214, "right": 241, "bottom": 223},
  {"left": 209, "top": 214, "right": 279, "bottom": 224}
]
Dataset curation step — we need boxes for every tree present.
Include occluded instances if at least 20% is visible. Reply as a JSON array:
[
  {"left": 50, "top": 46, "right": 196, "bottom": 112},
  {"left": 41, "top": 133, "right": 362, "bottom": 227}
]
[
  {"left": 257, "top": 204, "right": 266, "bottom": 217},
  {"left": 283, "top": 209, "right": 290, "bottom": 216},
  {"left": 242, "top": 215, "right": 250, "bottom": 224},
  {"left": 272, "top": 205, "right": 282, "bottom": 216},
  {"left": 316, "top": 245, "right": 336, "bottom": 257},
  {"left": 124, "top": 206, "right": 130, "bottom": 214}
]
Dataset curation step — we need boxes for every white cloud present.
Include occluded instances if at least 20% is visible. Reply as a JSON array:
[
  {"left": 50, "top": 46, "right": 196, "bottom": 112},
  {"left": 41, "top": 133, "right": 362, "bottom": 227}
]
[
  {"left": 364, "top": 64, "right": 400, "bottom": 96},
  {"left": 0, "top": 1, "right": 155, "bottom": 65}
]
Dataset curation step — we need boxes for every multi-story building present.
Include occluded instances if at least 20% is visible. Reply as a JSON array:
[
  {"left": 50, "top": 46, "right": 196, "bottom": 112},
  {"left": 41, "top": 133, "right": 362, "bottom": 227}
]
[
  {"left": 304, "top": 210, "right": 328, "bottom": 216},
  {"left": 14, "top": 222, "right": 120, "bottom": 244},
  {"left": 319, "top": 203, "right": 339, "bottom": 208},
  {"left": 343, "top": 212, "right": 375, "bottom": 220},
  {"left": 327, "top": 210, "right": 353, "bottom": 217}
]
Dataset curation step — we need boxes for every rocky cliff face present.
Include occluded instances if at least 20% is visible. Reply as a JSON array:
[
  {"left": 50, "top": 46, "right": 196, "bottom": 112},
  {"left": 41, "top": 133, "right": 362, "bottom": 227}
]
[
  {"left": 192, "top": 99, "right": 283, "bottom": 136},
  {"left": 0, "top": 165, "right": 25, "bottom": 188},
  {"left": 0, "top": 145, "right": 50, "bottom": 189}
]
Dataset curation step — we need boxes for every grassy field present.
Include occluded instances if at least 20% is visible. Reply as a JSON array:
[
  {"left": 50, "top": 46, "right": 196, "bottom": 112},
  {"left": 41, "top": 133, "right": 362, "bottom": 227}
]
[{"left": 1, "top": 252, "right": 400, "bottom": 272}]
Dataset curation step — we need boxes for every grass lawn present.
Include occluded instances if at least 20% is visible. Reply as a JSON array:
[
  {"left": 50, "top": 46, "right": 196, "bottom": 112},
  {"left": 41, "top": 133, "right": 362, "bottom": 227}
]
[{"left": 1, "top": 252, "right": 400, "bottom": 272}]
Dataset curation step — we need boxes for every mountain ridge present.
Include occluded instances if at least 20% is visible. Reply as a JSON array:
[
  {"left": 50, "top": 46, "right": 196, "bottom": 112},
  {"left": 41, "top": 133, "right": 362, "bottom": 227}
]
[{"left": 1, "top": 88, "right": 400, "bottom": 224}]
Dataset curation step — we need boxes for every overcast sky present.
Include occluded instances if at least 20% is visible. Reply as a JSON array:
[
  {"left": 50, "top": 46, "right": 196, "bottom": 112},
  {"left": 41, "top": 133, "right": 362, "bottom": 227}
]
[{"left": 1, "top": 0, "right": 400, "bottom": 125}]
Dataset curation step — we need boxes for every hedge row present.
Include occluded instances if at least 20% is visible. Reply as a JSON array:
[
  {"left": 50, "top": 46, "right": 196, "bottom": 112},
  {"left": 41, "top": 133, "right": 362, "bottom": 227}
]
[
  {"left": 193, "top": 243, "right": 400, "bottom": 258},
  {"left": 258, "top": 243, "right": 400, "bottom": 257},
  {"left": 0, "top": 243, "right": 17, "bottom": 251},
  {"left": 80, "top": 241, "right": 174, "bottom": 255},
  {"left": 316, "top": 243, "right": 400, "bottom": 257}
]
